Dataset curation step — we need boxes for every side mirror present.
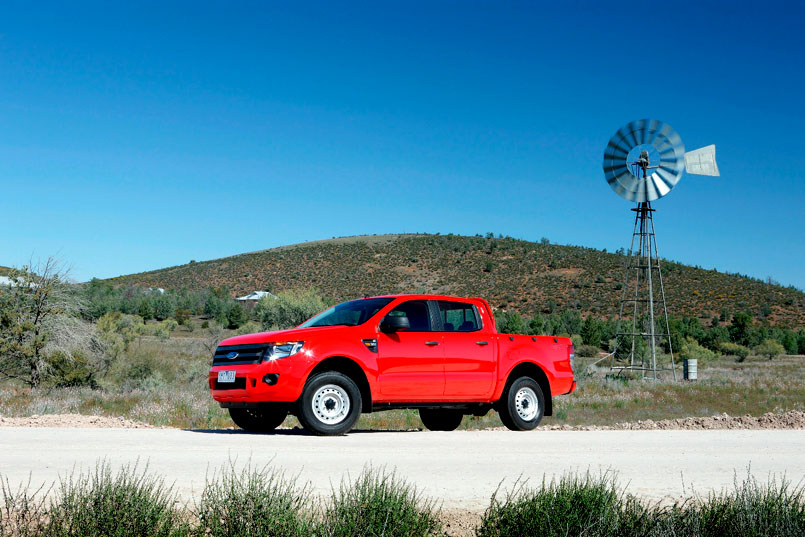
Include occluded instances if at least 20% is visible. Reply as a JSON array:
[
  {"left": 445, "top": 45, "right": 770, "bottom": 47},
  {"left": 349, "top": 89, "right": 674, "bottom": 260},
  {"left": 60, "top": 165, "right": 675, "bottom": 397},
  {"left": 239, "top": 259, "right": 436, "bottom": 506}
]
[{"left": 381, "top": 315, "right": 410, "bottom": 332}]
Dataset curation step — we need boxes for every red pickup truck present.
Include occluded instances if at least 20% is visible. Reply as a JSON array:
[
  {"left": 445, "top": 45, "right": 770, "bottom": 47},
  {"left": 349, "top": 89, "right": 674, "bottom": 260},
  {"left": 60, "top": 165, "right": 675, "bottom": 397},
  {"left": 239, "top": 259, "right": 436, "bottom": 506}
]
[{"left": 209, "top": 294, "right": 576, "bottom": 435}]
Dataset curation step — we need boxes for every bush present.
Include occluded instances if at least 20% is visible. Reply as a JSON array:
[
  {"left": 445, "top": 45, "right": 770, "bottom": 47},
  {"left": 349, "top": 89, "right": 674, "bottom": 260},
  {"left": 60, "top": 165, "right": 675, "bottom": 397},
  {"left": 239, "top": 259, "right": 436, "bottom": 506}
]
[
  {"left": 174, "top": 309, "right": 191, "bottom": 326},
  {"left": 680, "top": 337, "right": 719, "bottom": 365},
  {"left": 477, "top": 473, "right": 805, "bottom": 537},
  {"left": 576, "top": 344, "right": 601, "bottom": 358},
  {"left": 321, "top": 468, "right": 441, "bottom": 537},
  {"left": 195, "top": 463, "right": 310, "bottom": 537},
  {"left": 753, "top": 339, "right": 785, "bottom": 361},
  {"left": 682, "top": 474, "right": 805, "bottom": 537},
  {"left": 254, "top": 289, "right": 328, "bottom": 331},
  {"left": 478, "top": 473, "right": 623, "bottom": 537},
  {"left": 45, "top": 462, "right": 189, "bottom": 537},
  {"left": 720, "top": 342, "right": 750, "bottom": 362},
  {"left": 44, "top": 351, "right": 96, "bottom": 388},
  {"left": 235, "top": 321, "right": 262, "bottom": 336}
]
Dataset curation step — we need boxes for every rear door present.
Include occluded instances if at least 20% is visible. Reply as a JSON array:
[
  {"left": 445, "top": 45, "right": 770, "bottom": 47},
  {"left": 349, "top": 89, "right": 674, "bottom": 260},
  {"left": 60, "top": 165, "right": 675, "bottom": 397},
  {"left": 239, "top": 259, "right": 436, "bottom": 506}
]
[
  {"left": 376, "top": 299, "right": 444, "bottom": 400},
  {"left": 438, "top": 300, "right": 496, "bottom": 399}
]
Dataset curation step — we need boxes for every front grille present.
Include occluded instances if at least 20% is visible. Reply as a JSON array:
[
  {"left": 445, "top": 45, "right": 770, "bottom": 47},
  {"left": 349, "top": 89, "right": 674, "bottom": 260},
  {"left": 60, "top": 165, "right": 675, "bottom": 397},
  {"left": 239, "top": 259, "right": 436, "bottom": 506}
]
[
  {"left": 213, "top": 377, "right": 247, "bottom": 390},
  {"left": 213, "top": 344, "right": 269, "bottom": 366}
]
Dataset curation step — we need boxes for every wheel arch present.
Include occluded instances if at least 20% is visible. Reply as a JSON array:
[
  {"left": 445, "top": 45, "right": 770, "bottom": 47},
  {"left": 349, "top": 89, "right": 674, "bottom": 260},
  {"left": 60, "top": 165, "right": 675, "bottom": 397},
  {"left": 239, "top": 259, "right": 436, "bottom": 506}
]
[
  {"left": 501, "top": 362, "right": 553, "bottom": 416},
  {"left": 308, "top": 356, "right": 372, "bottom": 413}
]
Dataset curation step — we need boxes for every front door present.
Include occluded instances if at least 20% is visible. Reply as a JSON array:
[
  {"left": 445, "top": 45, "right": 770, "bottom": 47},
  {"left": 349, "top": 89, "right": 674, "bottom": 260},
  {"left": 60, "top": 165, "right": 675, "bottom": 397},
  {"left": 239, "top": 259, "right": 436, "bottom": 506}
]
[{"left": 376, "top": 299, "right": 444, "bottom": 400}]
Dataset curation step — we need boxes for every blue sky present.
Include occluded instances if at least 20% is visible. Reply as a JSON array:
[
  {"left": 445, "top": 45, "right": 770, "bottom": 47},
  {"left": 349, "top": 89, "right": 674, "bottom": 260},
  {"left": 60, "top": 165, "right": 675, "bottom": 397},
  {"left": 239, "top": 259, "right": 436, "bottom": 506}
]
[{"left": 2, "top": 1, "right": 804, "bottom": 288}]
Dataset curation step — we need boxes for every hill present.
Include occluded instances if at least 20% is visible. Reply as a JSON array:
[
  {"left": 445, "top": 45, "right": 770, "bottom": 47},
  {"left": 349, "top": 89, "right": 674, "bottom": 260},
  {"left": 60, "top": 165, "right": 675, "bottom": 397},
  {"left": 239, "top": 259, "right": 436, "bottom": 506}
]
[{"left": 109, "top": 234, "right": 805, "bottom": 327}]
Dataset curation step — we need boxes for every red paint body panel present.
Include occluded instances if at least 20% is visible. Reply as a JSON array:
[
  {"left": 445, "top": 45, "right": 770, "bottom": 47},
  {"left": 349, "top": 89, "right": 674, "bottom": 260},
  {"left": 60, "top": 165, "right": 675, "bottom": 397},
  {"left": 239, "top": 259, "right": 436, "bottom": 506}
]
[{"left": 209, "top": 294, "right": 575, "bottom": 408}]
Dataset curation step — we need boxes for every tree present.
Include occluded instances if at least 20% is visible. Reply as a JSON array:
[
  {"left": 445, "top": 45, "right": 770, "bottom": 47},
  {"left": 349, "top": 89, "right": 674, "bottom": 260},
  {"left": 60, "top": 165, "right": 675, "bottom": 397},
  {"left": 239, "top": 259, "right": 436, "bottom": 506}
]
[
  {"left": 753, "top": 339, "right": 785, "bottom": 361},
  {"left": 581, "top": 315, "right": 603, "bottom": 348},
  {"left": 137, "top": 297, "right": 154, "bottom": 322},
  {"left": 0, "top": 259, "right": 77, "bottom": 388},
  {"left": 729, "top": 313, "right": 753, "bottom": 346},
  {"left": 496, "top": 311, "right": 526, "bottom": 335},
  {"left": 226, "top": 303, "right": 248, "bottom": 330}
]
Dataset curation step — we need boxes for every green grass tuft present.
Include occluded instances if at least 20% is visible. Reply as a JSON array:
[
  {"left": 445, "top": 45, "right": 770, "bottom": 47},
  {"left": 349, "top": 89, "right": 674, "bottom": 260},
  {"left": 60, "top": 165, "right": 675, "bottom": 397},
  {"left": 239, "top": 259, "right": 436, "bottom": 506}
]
[
  {"left": 45, "top": 462, "right": 189, "bottom": 537},
  {"left": 194, "top": 461, "right": 311, "bottom": 537},
  {"left": 320, "top": 467, "right": 442, "bottom": 537}
]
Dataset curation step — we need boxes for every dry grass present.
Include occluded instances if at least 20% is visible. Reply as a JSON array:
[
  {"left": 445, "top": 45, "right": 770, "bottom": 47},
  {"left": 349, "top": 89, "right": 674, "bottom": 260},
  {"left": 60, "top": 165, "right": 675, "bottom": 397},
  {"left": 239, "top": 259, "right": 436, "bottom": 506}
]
[{"left": 0, "top": 330, "right": 802, "bottom": 431}]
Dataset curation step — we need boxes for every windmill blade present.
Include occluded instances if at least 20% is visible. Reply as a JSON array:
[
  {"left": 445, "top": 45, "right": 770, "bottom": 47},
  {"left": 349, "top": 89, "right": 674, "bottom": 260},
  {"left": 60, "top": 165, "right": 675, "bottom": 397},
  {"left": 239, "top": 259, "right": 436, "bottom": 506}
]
[
  {"left": 602, "top": 119, "right": 685, "bottom": 203},
  {"left": 685, "top": 145, "right": 720, "bottom": 176}
]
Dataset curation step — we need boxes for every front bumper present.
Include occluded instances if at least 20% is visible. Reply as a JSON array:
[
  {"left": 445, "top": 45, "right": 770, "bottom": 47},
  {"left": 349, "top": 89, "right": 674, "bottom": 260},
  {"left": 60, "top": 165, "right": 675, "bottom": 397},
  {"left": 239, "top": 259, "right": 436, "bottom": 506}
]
[{"left": 209, "top": 357, "right": 310, "bottom": 404}]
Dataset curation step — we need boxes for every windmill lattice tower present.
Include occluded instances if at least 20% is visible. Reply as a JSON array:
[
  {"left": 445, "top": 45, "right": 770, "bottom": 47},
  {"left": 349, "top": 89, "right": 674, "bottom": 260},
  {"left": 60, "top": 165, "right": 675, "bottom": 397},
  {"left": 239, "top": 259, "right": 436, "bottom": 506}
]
[{"left": 602, "top": 119, "right": 719, "bottom": 380}]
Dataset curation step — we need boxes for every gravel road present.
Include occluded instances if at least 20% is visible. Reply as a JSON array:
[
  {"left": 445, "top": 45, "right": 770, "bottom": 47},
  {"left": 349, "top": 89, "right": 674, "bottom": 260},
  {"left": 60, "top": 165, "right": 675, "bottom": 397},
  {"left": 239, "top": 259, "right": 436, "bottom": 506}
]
[{"left": 1, "top": 427, "right": 802, "bottom": 509}]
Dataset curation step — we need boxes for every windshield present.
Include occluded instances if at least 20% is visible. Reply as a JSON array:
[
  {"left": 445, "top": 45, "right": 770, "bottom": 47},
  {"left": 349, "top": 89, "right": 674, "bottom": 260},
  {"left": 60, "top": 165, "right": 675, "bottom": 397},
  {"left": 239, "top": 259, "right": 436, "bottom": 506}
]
[{"left": 298, "top": 297, "right": 394, "bottom": 328}]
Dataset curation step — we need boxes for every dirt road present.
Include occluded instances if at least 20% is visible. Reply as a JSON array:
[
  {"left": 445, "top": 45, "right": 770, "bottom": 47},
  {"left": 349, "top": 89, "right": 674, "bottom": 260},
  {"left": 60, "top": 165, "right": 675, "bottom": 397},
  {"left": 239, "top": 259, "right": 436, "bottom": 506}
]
[{"left": 1, "top": 427, "right": 802, "bottom": 509}]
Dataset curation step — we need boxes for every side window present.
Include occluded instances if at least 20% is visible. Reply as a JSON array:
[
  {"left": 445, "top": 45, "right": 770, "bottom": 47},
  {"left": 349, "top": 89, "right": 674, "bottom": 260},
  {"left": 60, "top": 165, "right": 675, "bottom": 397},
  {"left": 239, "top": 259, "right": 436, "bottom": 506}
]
[
  {"left": 437, "top": 301, "right": 481, "bottom": 332},
  {"left": 384, "top": 300, "right": 432, "bottom": 332}
]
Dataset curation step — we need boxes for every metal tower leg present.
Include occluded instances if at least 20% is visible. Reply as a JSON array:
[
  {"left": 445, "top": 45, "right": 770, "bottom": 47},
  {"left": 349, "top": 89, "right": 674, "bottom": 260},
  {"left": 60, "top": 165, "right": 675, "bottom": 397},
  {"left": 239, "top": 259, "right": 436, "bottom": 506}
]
[{"left": 610, "top": 202, "right": 676, "bottom": 380}]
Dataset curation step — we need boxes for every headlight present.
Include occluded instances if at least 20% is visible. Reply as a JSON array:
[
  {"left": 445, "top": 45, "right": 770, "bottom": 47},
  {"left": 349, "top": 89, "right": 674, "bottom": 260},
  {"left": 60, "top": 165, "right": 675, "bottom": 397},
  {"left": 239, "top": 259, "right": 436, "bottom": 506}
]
[{"left": 262, "top": 341, "right": 304, "bottom": 362}]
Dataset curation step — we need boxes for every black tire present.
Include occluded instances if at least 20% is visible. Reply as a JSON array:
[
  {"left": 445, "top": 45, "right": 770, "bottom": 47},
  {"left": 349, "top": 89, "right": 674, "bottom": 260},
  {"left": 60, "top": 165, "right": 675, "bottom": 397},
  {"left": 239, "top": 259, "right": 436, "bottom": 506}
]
[
  {"left": 228, "top": 407, "right": 287, "bottom": 433},
  {"left": 297, "top": 371, "right": 362, "bottom": 436},
  {"left": 498, "top": 376, "right": 545, "bottom": 431},
  {"left": 419, "top": 408, "right": 464, "bottom": 431}
]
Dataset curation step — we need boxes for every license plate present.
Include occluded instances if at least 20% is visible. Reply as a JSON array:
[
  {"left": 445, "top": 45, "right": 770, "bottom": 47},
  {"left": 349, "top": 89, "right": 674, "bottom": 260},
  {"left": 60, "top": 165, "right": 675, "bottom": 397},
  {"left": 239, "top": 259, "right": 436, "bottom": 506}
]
[{"left": 217, "top": 370, "right": 236, "bottom": 383}]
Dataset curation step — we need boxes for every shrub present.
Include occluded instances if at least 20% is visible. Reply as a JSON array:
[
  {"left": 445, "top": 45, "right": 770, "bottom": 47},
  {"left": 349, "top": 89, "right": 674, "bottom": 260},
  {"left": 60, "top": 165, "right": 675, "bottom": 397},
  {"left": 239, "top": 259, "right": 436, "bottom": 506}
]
[
  {"left": 174, "top": 309, "right": 191, "bottom": 326},
  {"left": 683, "top": 474, "right": 805, "bottom": 537},
  {"left": 0, "top": 476, "right": 49, "bottom": 537},
  {"left": 753, "top": 339, "right": 785, "bottom": 361},
  {"left": 254, "top": 289, "right": 327, "bottom": 331},
  {"left": 44, "top": 350, "right": 96, "bottom": 388},
  {"left": 576, "top": 344, "right": 601, "bottom": 358},
  {"left": 320, "top": 468, "right": 441, "bottom": 537},
  {"left": 235, "top": 321, "right": 262, "bottom": 336},
  {"left": 680, "top": 337, "right": 718, "bottom": 365},
  {"left": 195, "top": 463, "right": 310, "bottom": 537},
  {"left": 45, "top": 462, "right": 189, "bottom": 537},
  {"left": 720, "top": 342, "right": 750, "bottom": 362},
  {"left": 478, "top": 473, "right": 624, "bottom": 537}
]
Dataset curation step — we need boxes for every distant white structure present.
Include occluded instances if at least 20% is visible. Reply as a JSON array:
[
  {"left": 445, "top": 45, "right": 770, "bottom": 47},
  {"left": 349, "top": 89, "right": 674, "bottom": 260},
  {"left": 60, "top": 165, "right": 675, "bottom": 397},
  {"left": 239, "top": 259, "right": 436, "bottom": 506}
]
[
  {"left": 0, "top": 275, "right": 39, "bottom": 289},
  {"left": 236, "top": 291, "right": 278, "bottom": 302},
  {"left": 148, "top": 287, "right": 166, "bottom": 295}
]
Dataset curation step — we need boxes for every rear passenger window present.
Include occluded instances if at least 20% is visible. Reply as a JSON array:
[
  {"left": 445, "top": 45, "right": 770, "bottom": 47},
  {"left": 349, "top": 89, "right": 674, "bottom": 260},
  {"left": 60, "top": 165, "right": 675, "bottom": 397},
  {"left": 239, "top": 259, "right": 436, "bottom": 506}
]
[
  {"left": 437, "top": 301, "right": 481, "bottom": 332},
  {"left": 385, "top": 300, "right": 432, "bottom": 331}
]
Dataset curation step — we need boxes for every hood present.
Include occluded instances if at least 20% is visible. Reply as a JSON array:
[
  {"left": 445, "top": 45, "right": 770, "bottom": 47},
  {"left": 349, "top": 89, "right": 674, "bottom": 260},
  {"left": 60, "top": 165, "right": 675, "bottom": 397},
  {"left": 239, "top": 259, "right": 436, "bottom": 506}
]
[{"left": 218, "top": 325, "right": 352, "bottom": 347}]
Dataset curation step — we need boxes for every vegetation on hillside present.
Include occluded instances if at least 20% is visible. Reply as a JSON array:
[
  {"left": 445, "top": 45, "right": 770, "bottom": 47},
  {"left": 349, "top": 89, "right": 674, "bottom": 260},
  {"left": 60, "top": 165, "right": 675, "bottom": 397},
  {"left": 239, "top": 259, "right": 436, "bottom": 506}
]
[{"left": 108, "top": 234, "right": 805, "bottom": 327}]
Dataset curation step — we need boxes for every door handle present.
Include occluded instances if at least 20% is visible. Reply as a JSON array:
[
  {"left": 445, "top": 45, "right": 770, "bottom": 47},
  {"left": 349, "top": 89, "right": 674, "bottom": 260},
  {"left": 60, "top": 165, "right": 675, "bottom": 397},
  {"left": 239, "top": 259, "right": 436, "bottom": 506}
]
[
  {"left": 425, "top": 341, "right": 440, "bottom": 346},
  {"left": 476, "top": 341, "right": 489, "bottom": 346}
]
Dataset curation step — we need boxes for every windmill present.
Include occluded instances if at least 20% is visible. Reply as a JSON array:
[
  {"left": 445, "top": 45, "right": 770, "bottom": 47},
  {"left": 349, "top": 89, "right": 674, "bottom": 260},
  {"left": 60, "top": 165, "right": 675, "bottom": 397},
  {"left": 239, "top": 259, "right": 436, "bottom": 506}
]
[{"left": 603, "top": 119, "right": 719, "bottom": 379}]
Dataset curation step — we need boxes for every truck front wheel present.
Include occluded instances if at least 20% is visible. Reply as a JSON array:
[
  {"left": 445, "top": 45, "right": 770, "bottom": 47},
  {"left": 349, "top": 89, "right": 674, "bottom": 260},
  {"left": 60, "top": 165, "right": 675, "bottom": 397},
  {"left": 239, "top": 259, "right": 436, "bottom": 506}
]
[
  {"left": 229, "top": 407, "right": 287, "bottom": 433},
  {"left": 297, "top": 371, "right": 362, "bottom": 436},
  {"left": 419, "top": 408, "right": 463, "bottom": 431},
  {"left": 498, "top": 377, "right": 545, "bottom": 431}
]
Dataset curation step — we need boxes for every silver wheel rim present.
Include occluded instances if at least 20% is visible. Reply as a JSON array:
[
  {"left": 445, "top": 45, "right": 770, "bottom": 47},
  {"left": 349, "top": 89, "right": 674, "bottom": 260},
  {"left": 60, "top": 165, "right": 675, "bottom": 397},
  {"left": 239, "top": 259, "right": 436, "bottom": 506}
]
[
  {"left": 312, "top": 384, "right": 351, "bottom": 425},
  {"left": 514, "top": 387, "right": 539, "bottom": 421}
]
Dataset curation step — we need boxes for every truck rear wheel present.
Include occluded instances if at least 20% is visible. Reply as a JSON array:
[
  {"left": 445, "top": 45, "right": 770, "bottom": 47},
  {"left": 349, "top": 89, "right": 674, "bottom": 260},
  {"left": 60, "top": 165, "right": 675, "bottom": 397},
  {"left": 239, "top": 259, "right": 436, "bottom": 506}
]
[
  {"left": 419, "top": 408, "right": 463, "bottom": 431},
  {"left": 498, "top": 377, "right": 544, "bottom": 431},
  {"left": 297, "top": 371, "right": 362, "bottom": 436},
  {"left": 229, "top": 407, "right": 287, "bottom": 433}
]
